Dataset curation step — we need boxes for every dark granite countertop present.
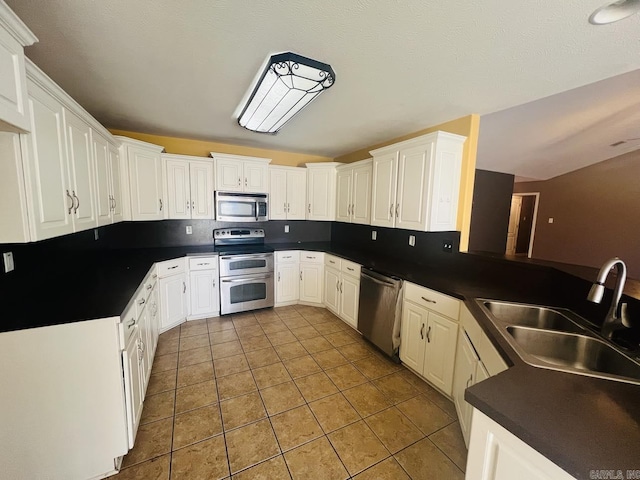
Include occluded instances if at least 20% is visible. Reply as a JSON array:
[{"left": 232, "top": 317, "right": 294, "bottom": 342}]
[{"left": 3, "top": 242, "right": 639, "bottom": 478}]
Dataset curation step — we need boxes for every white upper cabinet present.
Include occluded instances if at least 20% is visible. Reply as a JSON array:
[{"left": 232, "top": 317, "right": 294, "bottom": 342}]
[
  {"left": 269, "top": 166, "right": 307, "bottom": 220},
  {"left": 93, "top": 131, "right": 112, "bottom": 226},
  {"left": 164, "top": 154, "right": 214, "bottom": 220},
  {"left": 118, "top": 137, "right": 165, "bottom": 221},
  {"left": 109, "top": 143, "right": 124, "bottom": 223},
  {"left": 370, "top": 131, "right": 465, "bottom": 232},
  {"left": 336, "top": 159, "right": 372, "bottom": 225},
  {"left": 0, "top": 2, "right": 37, "bottom": 132},
  {"left": 305, "top": 162, "right": 340, "bottom": 221},
  {"left": 211, "top": 153, "right": 270, "bottom": 194}
]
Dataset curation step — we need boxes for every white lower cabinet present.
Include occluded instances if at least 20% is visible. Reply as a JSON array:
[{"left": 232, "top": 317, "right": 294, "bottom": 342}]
[
  {"left": 122, "top": 323, "right": 144, "bottom": 448},
  {"left": 399, "top": 282, "right": 459, "bottom": 396},
  {"left": 275, "top": 251, "right": 325, "bottom": 306},
  {"left": 323, "top": 255, "right": 361, "bottom": 329},
  {"left": 188, "top": 256, "right": 219, "bottom": 320},
  {"left": 340, "top": 273, "right": 360, "bottom": 327},
  {"left": 324, "top": 266, "right": 341, "bottom": 314},
  {"left": 299, "top": 257, "right": 324, "bottom": 304},
  {"left": 467, "top": 409, "right": 575, "bottom": 480},
  {"left": 158, "top": 259, "right": 188, "bottom": 332}
]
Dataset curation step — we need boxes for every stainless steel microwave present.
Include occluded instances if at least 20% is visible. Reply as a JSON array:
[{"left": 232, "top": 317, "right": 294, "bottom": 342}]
[{"left": 215, "top": 191, "right": 268, "bottom": 222}]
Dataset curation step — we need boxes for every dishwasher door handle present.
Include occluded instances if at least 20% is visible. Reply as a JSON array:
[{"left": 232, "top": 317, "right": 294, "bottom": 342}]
[{"left": 361, "top": 270, "right": 396, "bottom": 287}]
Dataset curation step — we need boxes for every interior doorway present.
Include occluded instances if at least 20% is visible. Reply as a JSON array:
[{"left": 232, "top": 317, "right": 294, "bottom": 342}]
[{"left": 506, "top": 192, "right": 539, "bottom": 257}]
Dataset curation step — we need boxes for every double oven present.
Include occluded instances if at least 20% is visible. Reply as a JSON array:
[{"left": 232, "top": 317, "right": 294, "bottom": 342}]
[{"left": 215, "top": 229, "right": 274, "bottom": 315}]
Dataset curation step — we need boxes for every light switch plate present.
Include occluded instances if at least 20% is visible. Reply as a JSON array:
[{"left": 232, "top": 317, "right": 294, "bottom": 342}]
[
  {"left": 409, "top": 235, "right": 416, "bottom": 247},
  {"left": 3, "top": 252, "right": 15, "bottom": 273},
  {"left": 284, "top": 225, "right": 290, "bottom": 233},
  {"left": 548, "top": 218, "right": 554, "bottom": 224},
  {"left": 371, "top": 230, "right": 377, "bottom": 240},
  {"left": 94, "top": 229, "right": 99, "bottom": 240},
  {"left": 186, "top": 226, "right": 193, "bottom": 235}
]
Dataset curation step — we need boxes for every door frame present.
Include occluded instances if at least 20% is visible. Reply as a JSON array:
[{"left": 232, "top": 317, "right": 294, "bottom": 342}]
[{"left": 511, "top": 192, "right": 540, "bottom": 258}]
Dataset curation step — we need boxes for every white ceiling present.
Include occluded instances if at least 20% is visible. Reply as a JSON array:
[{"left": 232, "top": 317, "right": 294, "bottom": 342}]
[{"left": 7, "top": 0, "right": 640, "bottom": 163}]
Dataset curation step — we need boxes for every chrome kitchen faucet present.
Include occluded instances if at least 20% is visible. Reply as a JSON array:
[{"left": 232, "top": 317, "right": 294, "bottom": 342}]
[{"left": 587, "top": 257, "right": 629, "bottom": 340}]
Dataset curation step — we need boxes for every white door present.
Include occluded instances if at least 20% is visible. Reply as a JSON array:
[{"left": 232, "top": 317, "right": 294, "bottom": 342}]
[
  {"left": 286, "top": 169, "right": 307, "bottom": 220},
  {"left": 427, "top": 142, "right": 463, "bottom": 231},
  {"left": 269, "top": 168, "right": 288, "bottom": 220},
  {"left": 190, "top": 270, "right": 218, "bottom": 318},
  {"left": 506, "top": 196, "right": 522, "bottom": 255},
  {"left": 276, "top": 263, "right": 300, "bottom": 304},
  {"left": 399, "top": 301, "right": 428, "bottom": 373},
  {"left": 423, "top": 312, "right": 458, "bottom": 396},
  {"left": 370, "top": 152, "right": 398, "bottom": 227},
  {"left": 129, "top": 146, "right": 164, "bottom": 220},
  {"left": 190, "top": 161, "right": 214, "bottom": 219},
  {"left": 65, "top": 110, "right": 96, "bottom": 231},
  {"left": 0, "top": 29, "right": 30, "bottom": 131},
  {"left": 215, "top": 158, "right": 243, "bottom": 192},
  {"left": 243, "top": 161, "right": 268, "bottom": 193},
  {"left": 148, "top": 284, "right": 160, "bottom": 354},
  {"left": 22, "top": 83, "right": 73, "bottom": 240},
  {"left": 93, "top": 132, "right": 112, "bottom": 226},
  {"left": 396, "top": 143, "right": 432, "bottom": 231},
  {"left": 340, "top": 274, "right": 360, "bottom": 329},
  {"left": 335, "top": 168, "right": 352, "bottom": 223},
  {"left": 159, "top": 274, "right": 187, "bottom": 332},
  {"left": 323, "top": 267, "right": 340, "bottom": 315},
  {"left": 108, "top": 144, "right": 124, "bottom": 223},
  {"left": 166, "top": 159, "right": 191, "bottom": 219},
  {"left": 122, "top": 332, "right": 143, "bottom": 448},
  {"left": 137, "top": 305, "right": 152, "bottom": 390},
  {"left": 307, "top": 167, "right": 334, "bottom": 221},
  {"left": 351, "top": 162, "right": 372, "bottom": 225},
  {"left": 299, "top": 263, "right": 323, "bottom": 304},
  {"left": 453, "top": 330, "right": 478, "bottom": 447}
]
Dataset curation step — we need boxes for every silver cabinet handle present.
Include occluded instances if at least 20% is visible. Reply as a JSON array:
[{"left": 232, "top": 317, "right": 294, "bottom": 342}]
[
  {"left": 421, "top": 296, "right": 436, "bottom": 304},
  {"left": 159, "top": 198, "right": 163, "bottom": 211},
  {"left": 308, "top": 203, "right": 311, "bottom": 213},
  {"left": 168, "top": 265, "right": 179, "bottom": 270},
  {"left": 112, "top": 196, "right": 117, "bottom": 211},
  {"left": 329, "top": 260, "right": 336, "bottom": 264},
  {"left": 278, "top": 272, "right": 281, "bottom": 281},
  {"left": 146, "top": 284, "right": 152, "bottom": 290},
  {"left": 186, "top": 200, "right": 190, "bottom": 209},
  {"left": 347, "top": 267, "right": 354, "bottom": 272},
  {"left": 72, "top": 191, "right": 79, "bottom": 213},
  {"left": 339, "top": 281, "right": 343, "bottom": 293},
  {"left": 183, "top": 281, "right": 186, "bottom": 294},
  {"left": 466, "top": 373, "right": 473, "bottom": 389},
  {"left": 127, "top": 319, "right": 136, "bottom": 329},
  {"left": 300, "top": 271, "right": 303, "bottom": 281},
  {"left": 336, "top": 280, "right": 340, "bottom": 291},
  {"left": 426, "top": 325, "right": 431, "bottom": 343},
  {"left": 283, "top": 255, "right": 291, "bottom": 259},
  {"left": 305, "top": 256, "right": 314, "bottom": 259},
  {"left": 287, "top": 202, "right": 290, "bottom": 213},
  {"left": 245, "top": 178, "right": 248, "bottom": 187},
  {"left": 420, "top": 323, "right": 425, "bottom": 340},
  {"left": 66, "top": 190, "right": 74, "bottom": 214},
  {"left": 390, "top": 203, "right": 393, "bottom": 218},
  {"left": 284, "top": 202, "right": 287, "bottom": 212},
  {"left": 395, "top": 204, "right": 399, "bottom": 218},
  {"left": 138, "top": 298, "right": 145, "bottom": 306},
  {"left": 191, "top": 201, "right": 195, "bottom": 210}
]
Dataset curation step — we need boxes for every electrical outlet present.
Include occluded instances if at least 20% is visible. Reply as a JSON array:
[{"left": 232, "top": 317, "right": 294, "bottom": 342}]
[
  {"left": 3, "top": 252, "right": 15, "bottom": 273},
  {"left": 186, "top": 226, "right": 193, "bottom": 235},
  {"left": 408, "top": 235, "right": 416, "bottom": 247},
  {"left": 548, "top": 217, "right": 554, "bottom": 224},
  {"left": 442, "top": 240, "right": 453, "bottom": 253},
  {"left": 94, "top": 229, "right": 99, "bottom": 240},
  {"left": 371, "top": 230, "right": 377, "bottom": 240},
  {"left": 284, "top": 225, "right": 290, "bottom": 233}
]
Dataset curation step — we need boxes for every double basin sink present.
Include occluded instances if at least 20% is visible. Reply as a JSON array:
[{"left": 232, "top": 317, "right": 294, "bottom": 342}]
[{"left": 477, "top": 300, "right": 640, "bottom": 385}]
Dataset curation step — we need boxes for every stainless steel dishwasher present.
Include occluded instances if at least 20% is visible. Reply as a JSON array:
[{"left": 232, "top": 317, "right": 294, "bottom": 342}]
[{"left": 358, "top": 268, "right": 404, "bottom": 361}]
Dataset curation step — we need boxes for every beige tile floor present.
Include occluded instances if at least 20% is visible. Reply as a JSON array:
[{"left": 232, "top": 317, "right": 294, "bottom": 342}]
[{"left": 111, "top": 306, "right": 467, "bottom": 480}]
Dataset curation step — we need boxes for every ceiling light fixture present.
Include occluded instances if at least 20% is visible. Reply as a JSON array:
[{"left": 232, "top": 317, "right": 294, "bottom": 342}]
[
  {"left": 237, "top": 52, "right": 336, "bottom": 134},
  {"left": 589, "top": 0, "right": 640, "bottom": 24}
]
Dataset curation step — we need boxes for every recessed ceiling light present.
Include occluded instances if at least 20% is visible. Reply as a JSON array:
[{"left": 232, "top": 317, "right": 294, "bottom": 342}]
[{"left": 589, "top": 0, "right": 640, "bottom": 25}]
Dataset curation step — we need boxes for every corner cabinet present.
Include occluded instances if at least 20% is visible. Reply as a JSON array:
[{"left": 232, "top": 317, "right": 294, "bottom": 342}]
[
  {"left": 163, "top": 154, "right": 214, "bottom": 220},
  {"left": 188, "top": 256, "right": 220, "bottom": 320},
  {"left": 269, "top": 166, "right": 307, "bottom": 220},
  {"left": 158, "top": 258, "right": 188, "bottom": 332},
  {"left": 370, "top": 131, "right": 466, "bottom": 232},
  {"left": 336, "top": 159, "right": 372, "bottom": 224},
  {"left": 323, "top": 254, "right": 361, "bottom": 329},
  {"left": 306, "top": 162, "right": 341, "bottom": 221},
  {"left": 211, "top": 152, "right": 270, "bottom": 194},
  {"left": 117, "top": 137, "right": 165, "bottom": 221}
]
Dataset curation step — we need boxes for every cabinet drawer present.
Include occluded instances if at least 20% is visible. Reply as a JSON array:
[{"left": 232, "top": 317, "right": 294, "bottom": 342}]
[
  {"left": 300, "top": 251, "right": 324, "bottom": 264},
  {"left": 157, "top": 258, "right": 186, "bottom": 278},
  {"left": 120, "top": 305, "right": 138, "bottom": 347},
  {"left": 341, "top": 259, "right": 361, "bottom": 277},
  {"left": 189, "top": 256, "right": 218, "bottom": 271},
  {"left": 404, "top": 282, "right": 460, "bottom": 320},
  {"left": 325, "top": 254, "right": 341, "bottom": 269},
  {"left": 276, "top": 251, "right": 300, "bottom": 264}
]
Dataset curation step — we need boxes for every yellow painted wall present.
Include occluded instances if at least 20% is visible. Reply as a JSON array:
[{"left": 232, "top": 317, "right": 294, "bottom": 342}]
[
  {"left": 333, "top": 114, "right": 480, "bottom": 252},
  {"left": 108, "top": 129, "right": 333, "bottom": 167}
]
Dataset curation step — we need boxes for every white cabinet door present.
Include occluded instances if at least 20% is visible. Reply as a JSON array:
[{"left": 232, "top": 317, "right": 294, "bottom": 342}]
[
  {"left": 340, "top": 274, "right": 360, "bottom": 329},
  {"left": 276, "top": 263, "right": 300, "bottom": 304},
  {"left": 400, "top": 301, "right": 428, "bottom": 373},
  {"left": 335, "top": 168, "right": 352, "bottom": 222},
  {"left": 215, "top": 157, "right": 242, "bottom": 192},
  {"left": 93, "top": 132, "right": 112, "bottom": 226},
  {"left": 269, "top": 168, "right": 288, "bottom": 220},
  {"left": 324, "top": 267, "right": 340, "bottom": 315},
  {"left": 453, "top": 330, "right": 478, "bottom": 447},
  {"left": 65, "top": 110, "right": 96, "bottom": 231},
  {"left": 129, "top": 146, "right": 164, "bottom": 220},
  {"left": 243, "top": 160, "right": 268, "bottom": 193},
  {"left": 159, "top": 274, "right": 187, "bottom": 332},
  {"left": 286, "top": 169, "right": 307, "bottom": 220},
  {"left": 370, "top": 152, "right": 398, "bottom": 227},
  {"left": 396, "top": 143, "right": 432, "bottom": 231},
  {"left": 148, "top": 283, "right": 160, "bottom": 355},
  {"left": 108, "top": 144, "right": 124, "bottom": 223},
  {"left": 190, "top": 160, "right": 213, "bottom": 219},
  {"left": 351, "top": 162, "right": 372, "bottom": 225},
  {"left": 300, "top": 263, "right": 323, "bottom": 304},
  {"left": 166, "top": 159, "right": 191, "bottom": 219},
  {"left": 190, "top": 269, "right": 219, "bottom": 318},
  {"left": 137, "top": 305, "right": 152, "bottom": 391},
  {"left": 0, "top": 26, "right": 30, "bottom": 131},
  {"left": 22, "top": 83, "right": 73, "bottom": 240},
  {"left": 423, "top": 312, "right": 458, "bottom": 396},
  {"left": 307, "top": 166, "right": 335, "bottom": 221},
  {"left": 122, "top": 331, "right": 143, "bottom": 448},
  {"left": 428, "top": 140, "right": 463, "bottom": 231}
]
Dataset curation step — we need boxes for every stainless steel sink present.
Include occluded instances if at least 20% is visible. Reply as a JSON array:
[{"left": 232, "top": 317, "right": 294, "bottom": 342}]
[
  {"left": 506, "top": 326, "right": 640, "bottom": 383},
  {"left": 477, "top": 299, "right": 640, "bottom": 385}
]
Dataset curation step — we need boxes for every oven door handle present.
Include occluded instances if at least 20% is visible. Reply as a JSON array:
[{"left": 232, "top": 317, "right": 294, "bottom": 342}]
[
  {"left": 221, "top": 274, "right": 273, "bottom": 283},
  {"left": 220, "top": 255, "right": 271, "bottom": 261}
]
